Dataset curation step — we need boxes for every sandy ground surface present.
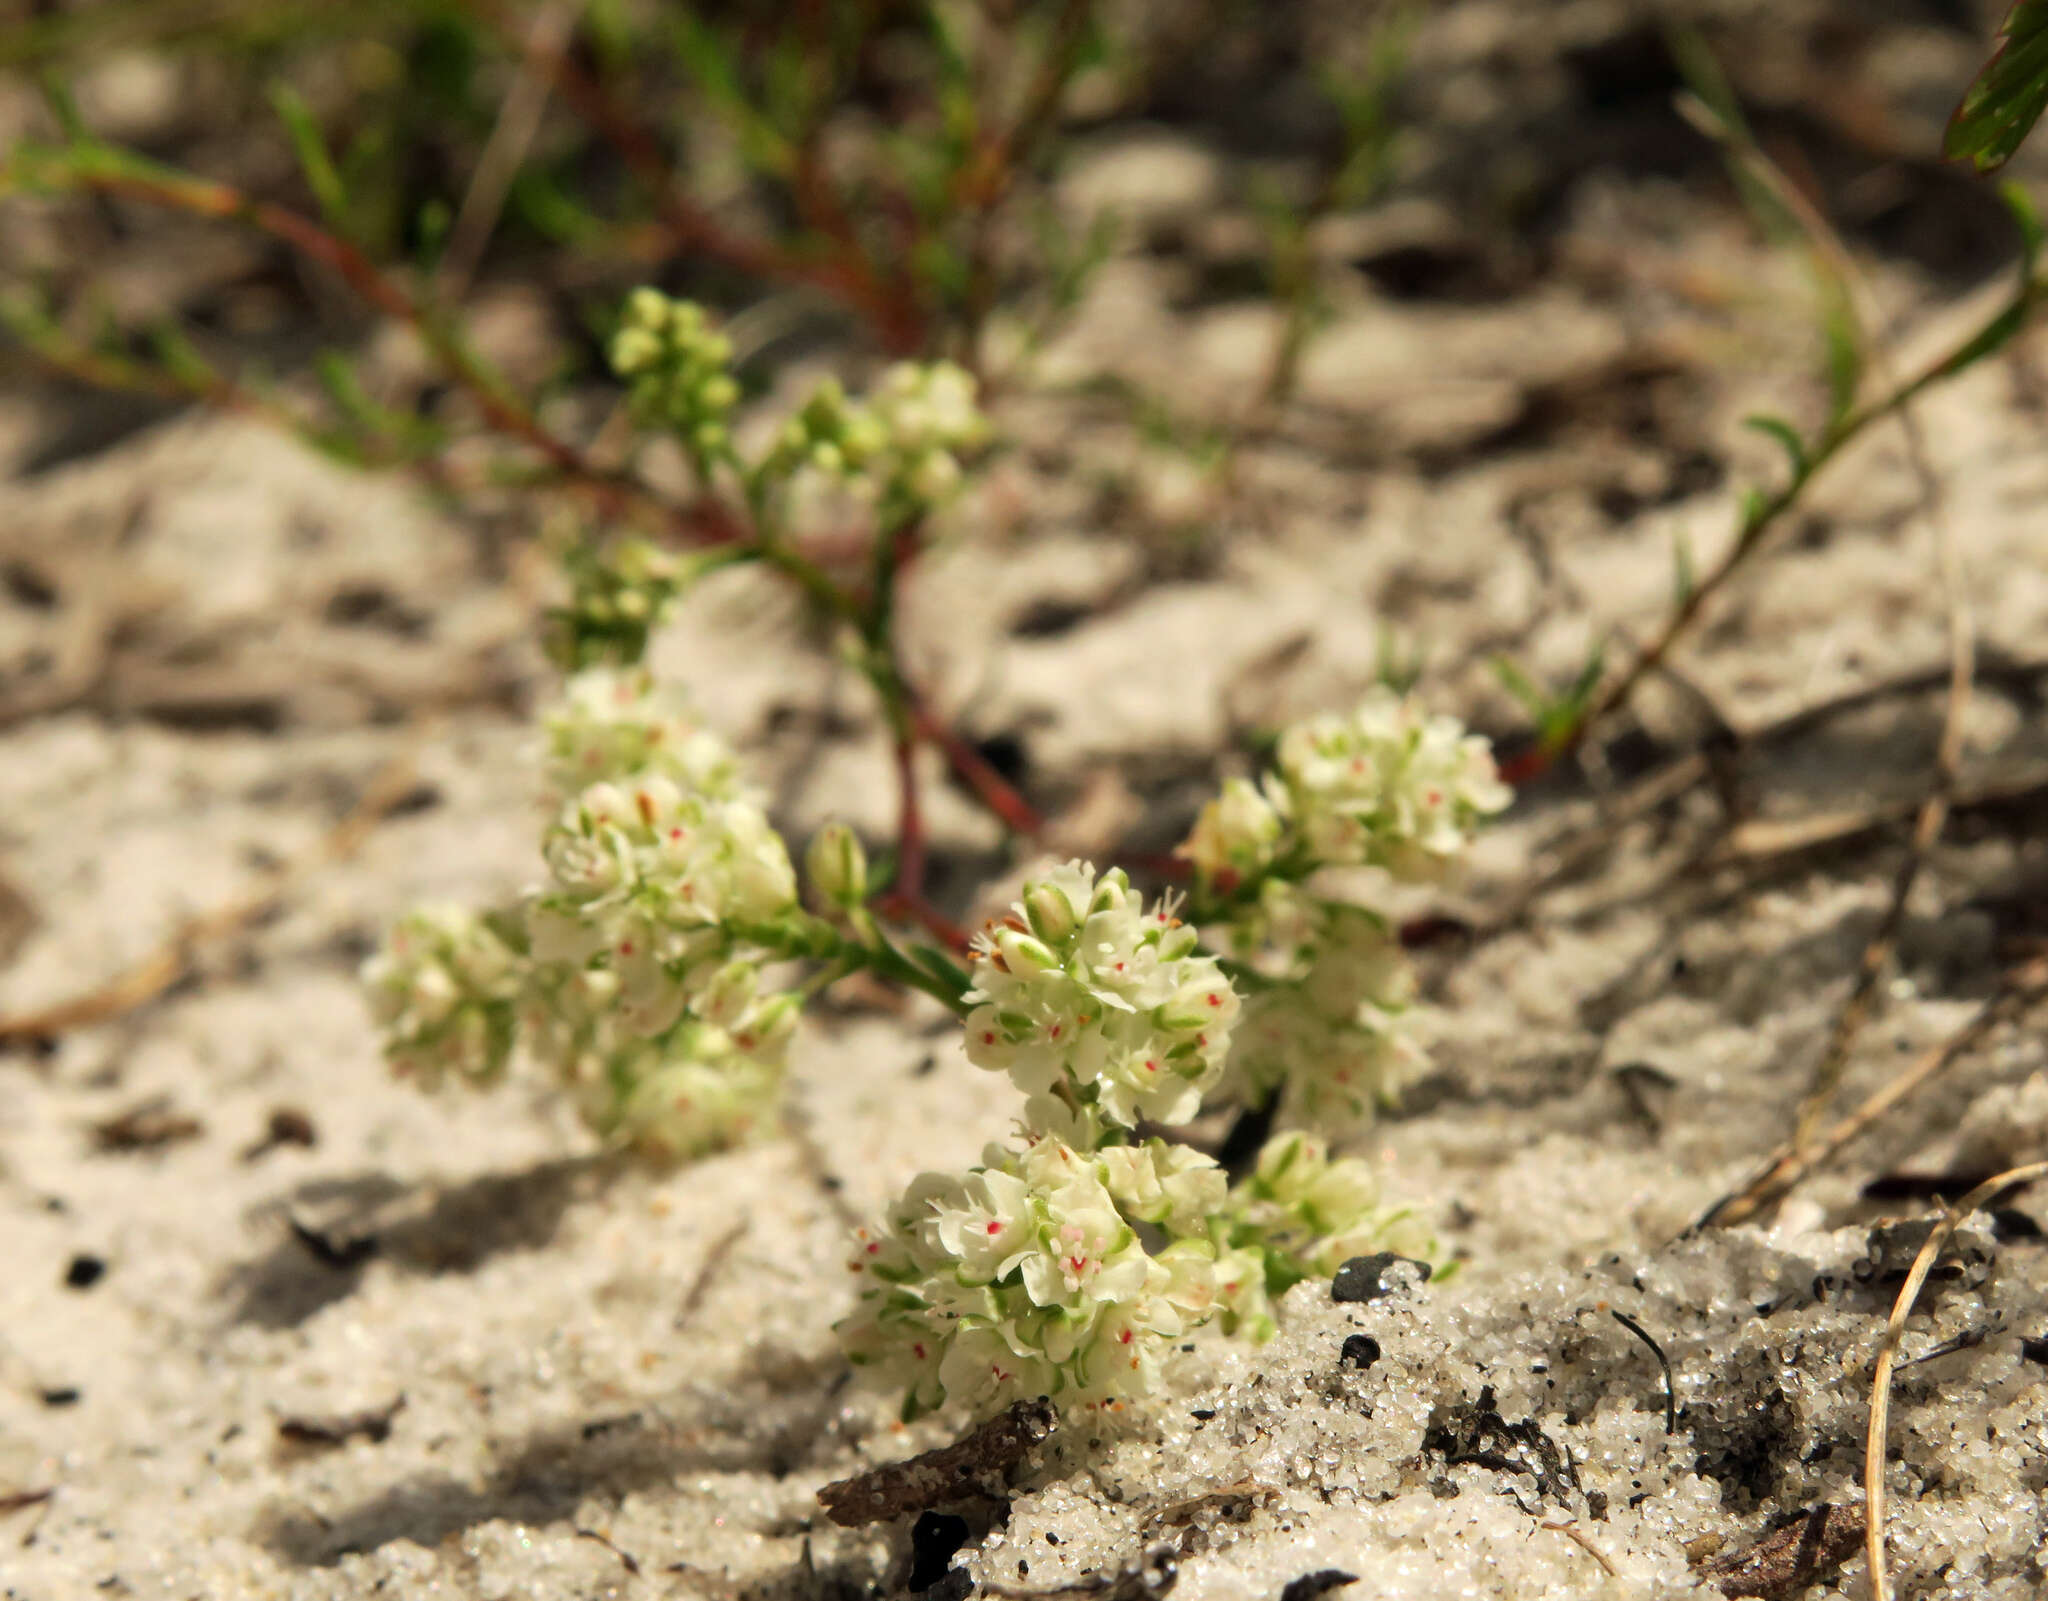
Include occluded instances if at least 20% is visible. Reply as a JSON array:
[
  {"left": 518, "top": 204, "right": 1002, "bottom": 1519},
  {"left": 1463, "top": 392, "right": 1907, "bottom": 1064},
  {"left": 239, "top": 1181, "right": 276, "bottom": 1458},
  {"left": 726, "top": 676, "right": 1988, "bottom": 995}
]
[{"left": 5, "top": 3, "right": 2048, "bottom": 1597}]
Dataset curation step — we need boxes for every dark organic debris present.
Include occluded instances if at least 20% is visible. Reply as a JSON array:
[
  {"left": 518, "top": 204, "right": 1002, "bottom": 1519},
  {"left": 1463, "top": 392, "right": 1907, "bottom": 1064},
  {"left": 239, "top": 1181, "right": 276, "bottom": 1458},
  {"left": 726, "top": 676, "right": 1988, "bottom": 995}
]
[
  {"left": 1422, "top": 1385, "right": 1582, "bottom": 1508},
  {"left": 1861, "top": 1170, "right": 2000, "bottom": 1202},
  {"left": 242, "top": 1107, "right": 318, "bottom": 1161},
  {"left": 0, "top": 1488, "right": 54, "bottom": 1515},
  {"left": 573, "top": 1526, "right": 642, "bottom": 1576},
  {"left": 1142, "top": 1480, "right": 1275, "bottom": 1556},
  {"left": 1697, "top": 1503, "right": 1865, "bottom": 1598},
  {"left": 817, "top": 1398, "right": 1058, "bottom": 1527},
  {"left": 985, "top": 1543, "right": 1178, "bottom": 1600},
  {"left": 91, "top": 1096, "right": 203, "bottom": 1152},
  {"left": 923, "top": 1571, "right": 976, "bottom": 1601},
  {"left": 39, "top": 1387, "right": 80, "bottom": 1407},
  {"left": 1898, "top": 1325, "right": 1993, "bottom": 1368},
  {"left": 289, "top": 1215, "right": 378, "bottom": 1270},
  {"left": 2019, "top": 1334, "right": 2048, "bottom": 1365},
  {"left": 1609, "top": 1309, "right": 1677, "bottom": 1434},
  {"left": 1330, "top": 1253, "right": 1432, "bottom": 1304},
  {"left": 63, "top": 1253, "right": 105, "bottom": 1290},
  {"left": 1338, "top": 1333, "right": 1381, "bottom": 1370},
  {"left": 909, "top": 1511, "right": 974, "bottom": 1593},
  {"left": 275, "top": 1394, "right": 406, "bottom": 1448},
  {"left": 1279, "top": 1571, "right": 1358, "bottom": 1601}
]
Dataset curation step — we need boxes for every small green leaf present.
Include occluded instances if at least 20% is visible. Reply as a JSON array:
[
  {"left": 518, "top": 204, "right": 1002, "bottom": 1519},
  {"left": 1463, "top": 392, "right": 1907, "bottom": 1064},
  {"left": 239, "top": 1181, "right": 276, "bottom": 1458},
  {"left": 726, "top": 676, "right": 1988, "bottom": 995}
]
[
  {"left": 1564, "top": 640, "right": 1607, "bottom": 715},
  {"left": 35, "top": 70, "right": 88, "bottom": 144},
  {"left": 1945, "top": 1, "right": 2048, "bottom": 173},
  {"left": 1490, "top": 656, "right": 1548, "bottom": 718},
  {"left": 147, "top": 321, "right": 214, "bottom": 390},
  {"left": 267, "top": 83, "right": 350, "bottom": 236},
  {"left": 1817, "top": 276, "right": 1863, "bottom": 428},
  {"left": 2001, "top": 178, "right": 2044, "bottom": 277},
  {"left": 910, "top": 944, "right": 973, "bottom": 1001},
  {"left": 1741, "top": 413, "right": 1809, "bottom": 480},
  {"left": 1671, "top": 528, "right": 1697, "bottom": 610}
]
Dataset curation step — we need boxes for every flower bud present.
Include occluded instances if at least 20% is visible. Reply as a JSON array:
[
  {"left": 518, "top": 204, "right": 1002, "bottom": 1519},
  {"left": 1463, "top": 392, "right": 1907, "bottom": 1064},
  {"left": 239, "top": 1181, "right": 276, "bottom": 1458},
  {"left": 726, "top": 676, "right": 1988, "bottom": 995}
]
[
  {"left": 909, "top": 448, "right": 962, "bottom": 504},
  {"left": 609, "top": 326, "right": 661, "bottom": 375},
  {"left": 623, "top": 286, "right": 668, "bottom": 329},
  {"left": 1023, "top": 880, "right": 1081, "bottom": 944},
  {"left": 805, "top": 822, "right": 868, "bottom": 910},
  {"left": 696, "top": 959, "right": 760, "bottom": 1028},
  {"left": 745, "top": 992, "right": 802, "bottom": 1050},
  {"left": 994, "top": 928, "right": 1058, "bottom": 977}
]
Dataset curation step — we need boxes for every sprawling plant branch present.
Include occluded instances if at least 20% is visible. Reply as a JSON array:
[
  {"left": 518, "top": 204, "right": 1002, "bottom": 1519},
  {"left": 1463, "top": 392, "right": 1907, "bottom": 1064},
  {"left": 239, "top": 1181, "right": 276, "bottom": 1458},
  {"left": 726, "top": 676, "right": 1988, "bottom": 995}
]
[
  {"left": 1499, "top": 251, "right": 2045, "bottom": 785},
  {"left": 0, "top": 140, "right": 1041, "bottom": 944}
]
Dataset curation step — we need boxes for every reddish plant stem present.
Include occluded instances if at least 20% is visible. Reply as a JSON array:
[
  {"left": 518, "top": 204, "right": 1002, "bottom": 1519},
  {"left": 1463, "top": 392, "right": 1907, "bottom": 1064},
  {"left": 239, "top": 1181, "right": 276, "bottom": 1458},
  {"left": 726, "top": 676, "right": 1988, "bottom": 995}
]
[
  {"left": 462, "top": 0, "right": 925, "bottom": 353},
  {"left": 31, "top": 148, "right": 1038, "bottom": 890},
  {"left": 892, "top": 729, "right": 928, "bottom": 905},
  {"left": 59, "top": 155, "right": 762, "bottom": 550},
  {"left": 906, "top": 693, "right": 1043, "bottom": 837},
  {"left": 871, "top": 891, "right": 971, "bottom": 953}
]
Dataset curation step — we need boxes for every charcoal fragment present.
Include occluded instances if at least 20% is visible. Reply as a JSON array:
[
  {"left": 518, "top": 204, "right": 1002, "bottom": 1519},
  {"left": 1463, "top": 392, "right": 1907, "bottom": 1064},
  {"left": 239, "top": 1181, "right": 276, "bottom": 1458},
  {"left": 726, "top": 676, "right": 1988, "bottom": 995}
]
[
  {"left": 1339, "top": 1334, "right": 1382, "bottom": 1370},
  {"left": 1331, "top": 1253, "right": 1431, "bottom": 1304},
  {"left": 1280, "top": 1572, "right": 1358, "bottom": 1601},
  {"left": 909, "top": 1512, "right": 972, "bottom": 1593}
]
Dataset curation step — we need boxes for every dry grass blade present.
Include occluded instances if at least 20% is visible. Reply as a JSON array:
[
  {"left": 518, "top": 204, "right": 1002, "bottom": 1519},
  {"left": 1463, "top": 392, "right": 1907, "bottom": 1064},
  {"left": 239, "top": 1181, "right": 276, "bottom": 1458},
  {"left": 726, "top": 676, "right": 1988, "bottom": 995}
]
[
  {"left": 0, "top": 737, "right": 426, "bottom": 1047},
  {"left": 1537, "top": 1520, "right": 1618, "bottom": 1578},
  {"left": 1698, "top": 954, "right": 2048, "bottom": 1229},
  {"left": 436, "top": 0, "right": 585, "bottom": 304},
  {"left": 1680, "top": 77, "right": 1978, "bottom": 1160},
  {"left": 1865, "top": 1160, "right": 2048, "bottom": 1601}
]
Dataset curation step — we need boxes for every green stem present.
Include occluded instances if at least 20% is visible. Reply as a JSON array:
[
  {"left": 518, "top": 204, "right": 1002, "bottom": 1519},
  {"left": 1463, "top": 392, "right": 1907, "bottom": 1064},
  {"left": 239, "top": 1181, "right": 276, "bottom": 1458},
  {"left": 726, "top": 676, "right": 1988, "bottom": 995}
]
[{"left": 734, "top": 911, "right": 972, "bottom": 1015}]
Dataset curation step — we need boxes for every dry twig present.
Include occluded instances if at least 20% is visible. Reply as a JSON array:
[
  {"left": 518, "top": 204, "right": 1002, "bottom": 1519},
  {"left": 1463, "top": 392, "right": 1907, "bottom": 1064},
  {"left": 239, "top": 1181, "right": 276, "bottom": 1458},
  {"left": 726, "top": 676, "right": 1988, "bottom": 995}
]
[
  {"left": 1865, "top": 1161, "right": 2048, "bottom": 1601},
  {"left": 1698, "top": 953, "right": 2048, "bottom": 1229},
  {"left": 816, "top": 1398, "right": 1058, "bottom": 1527},
  {"left": 1538, "top": 1520, "right": 1618, "bottom": 1580},
  {"left": 1699, "top": 1504, "right": 1865, "bottom": 1598},
  {"left": 437, "top": 0, "right": 585, "bottom": 304}
]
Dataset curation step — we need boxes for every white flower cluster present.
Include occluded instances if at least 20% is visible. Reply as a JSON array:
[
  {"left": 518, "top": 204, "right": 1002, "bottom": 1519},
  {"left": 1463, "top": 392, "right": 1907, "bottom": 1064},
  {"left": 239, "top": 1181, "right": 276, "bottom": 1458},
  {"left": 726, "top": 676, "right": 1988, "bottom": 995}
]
[
  {"left": 1226, "top": 895, "right": 1422, "bottom": 1138},
  {"left": 1180, "top": 689, "right": 1507, "bottom": 890},
  {"left": 609, "top": 290, "right": 740, "bottom": 456},
  {"left": 1267, "top": 687, "right": 1511, "bottom": 879},
  {"left": 841, "top": 860, "right": 1429, "bottom": 1419},
  {"left": 841, "top": 1134, "right": 1217, "bottom": 1417},
  {"left": 366, "top": 669, "right": 805, "bottom": 1160},
  {"left": 1177, "top": 691, "right": 1510, "bottom": 1139},
  {"left": 1228, "top": 1131, "right": 1434, "bottom": 1293},
  {"left": 362, "top": 905, "right": 522, "bottom": 1087},
  {"left": 545, "top": 538, "right": 695, "bottom": 672},
  {"left": 840, "top": 1122, "right": 1416, "bottom": 1418},
  {"left": 541, "top": 665, "right": 749, "bottom": 804},
  {"left": 963, "top": 863, "right": 1240, "bottom": 1129},
  {"left": 777, "top": 360, "right": 988, "bottom": 515},
  {"left": 529, "top": 773, "right": 798, "bottom": 1032}
]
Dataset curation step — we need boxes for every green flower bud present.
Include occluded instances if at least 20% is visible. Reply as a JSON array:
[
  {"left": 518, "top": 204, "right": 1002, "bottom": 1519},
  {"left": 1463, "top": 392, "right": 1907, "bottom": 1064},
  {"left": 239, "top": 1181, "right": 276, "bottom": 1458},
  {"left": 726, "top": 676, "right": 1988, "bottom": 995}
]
[{"left": 805, "top": 822, "right": 868, "bottom": 910}]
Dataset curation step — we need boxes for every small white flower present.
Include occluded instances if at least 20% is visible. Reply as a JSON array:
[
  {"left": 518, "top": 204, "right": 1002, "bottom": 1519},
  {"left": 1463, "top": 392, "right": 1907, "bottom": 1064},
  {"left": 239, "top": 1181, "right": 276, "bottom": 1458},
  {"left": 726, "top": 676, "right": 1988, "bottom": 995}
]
[
  {"left": 542, "top": 667, "right": 750, "bottom": 802},
  {"left": 1222, "top": 896, "right": 1423, "bottom": 1135},
  {"left": 838, "top": 1132, "right": 1228, "bottom": 1417},
  {"left": 1178, "top": 777, "right": 1282, "bottom": 887},
  {"left": 964, "top": 863, "right": 1240, "bottom": 1130},
  {"left": 362, "top": 906, "right": 522, "bottom": 1087},
  {"left": 1268, "top": 688, "right": 1509, "bottom": 878},
  {"left": 1097, "top": 1140, "right": 1229, "bottom": 1237}
]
